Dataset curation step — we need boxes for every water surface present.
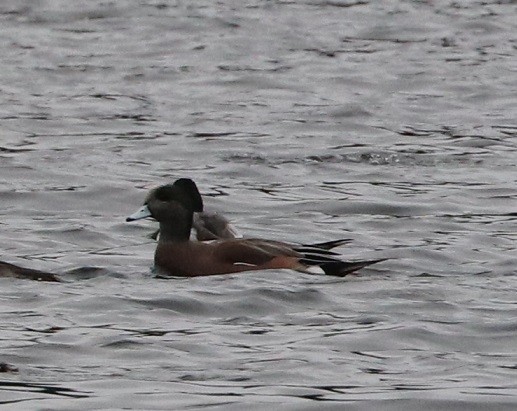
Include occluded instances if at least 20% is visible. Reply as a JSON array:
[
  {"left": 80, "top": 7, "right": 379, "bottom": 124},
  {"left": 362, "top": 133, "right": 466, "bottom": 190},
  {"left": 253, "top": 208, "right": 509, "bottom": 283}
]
[{"left": 1, "top": 0, "right": 516, "bottom": 409}]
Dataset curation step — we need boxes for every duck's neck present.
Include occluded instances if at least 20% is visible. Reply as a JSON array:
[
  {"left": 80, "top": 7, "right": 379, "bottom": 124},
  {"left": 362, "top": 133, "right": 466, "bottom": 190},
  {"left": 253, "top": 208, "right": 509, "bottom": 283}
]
[{"left": 158, "top": 215, "right": 192, "bottom": 243}]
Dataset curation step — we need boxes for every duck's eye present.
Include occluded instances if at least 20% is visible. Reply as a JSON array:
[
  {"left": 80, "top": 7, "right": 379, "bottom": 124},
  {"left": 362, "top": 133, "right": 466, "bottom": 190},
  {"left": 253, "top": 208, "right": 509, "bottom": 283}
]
[{"left": 154, "top": 185, "right": 176, "bottom": 202}]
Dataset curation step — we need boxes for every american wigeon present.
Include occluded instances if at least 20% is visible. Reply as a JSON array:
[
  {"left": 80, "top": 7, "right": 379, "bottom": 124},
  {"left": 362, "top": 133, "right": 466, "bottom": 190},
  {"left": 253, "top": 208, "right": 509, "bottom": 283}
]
[
  {"left": 193, "top": 211, "right": 241, "bottom": 241},
  {"left": 127, "top": 178, "right": 384, "bottom": 277}
]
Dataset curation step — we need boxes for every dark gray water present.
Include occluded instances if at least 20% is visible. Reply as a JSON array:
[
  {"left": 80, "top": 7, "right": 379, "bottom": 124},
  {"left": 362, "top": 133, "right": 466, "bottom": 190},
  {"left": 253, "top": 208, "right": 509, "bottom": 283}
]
[{"left": 1, "top": 0, "right": 516, "bottom": 409}]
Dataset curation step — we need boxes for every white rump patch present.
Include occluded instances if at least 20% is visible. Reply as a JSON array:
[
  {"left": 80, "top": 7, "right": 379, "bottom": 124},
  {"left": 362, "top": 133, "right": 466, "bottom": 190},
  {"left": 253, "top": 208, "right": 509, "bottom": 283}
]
[{"left": 304, "top": 265, "right": 325, "bottom": 275}]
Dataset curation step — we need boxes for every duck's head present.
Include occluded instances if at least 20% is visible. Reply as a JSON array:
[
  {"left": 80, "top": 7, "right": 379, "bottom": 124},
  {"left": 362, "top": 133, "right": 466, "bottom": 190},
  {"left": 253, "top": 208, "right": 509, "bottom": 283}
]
[{"left": 127, "top": 178, "right": 203, "bottom": 241}]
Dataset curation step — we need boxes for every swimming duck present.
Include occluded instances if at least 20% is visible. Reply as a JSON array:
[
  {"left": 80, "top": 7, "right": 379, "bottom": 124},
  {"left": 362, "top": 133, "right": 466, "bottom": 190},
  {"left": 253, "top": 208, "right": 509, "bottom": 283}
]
[
  {"left": 127, "top": 178, "right": 384, "bottom": 277},
  {"left": 192, "top": 211, "right": 241, "bottom": 241}
]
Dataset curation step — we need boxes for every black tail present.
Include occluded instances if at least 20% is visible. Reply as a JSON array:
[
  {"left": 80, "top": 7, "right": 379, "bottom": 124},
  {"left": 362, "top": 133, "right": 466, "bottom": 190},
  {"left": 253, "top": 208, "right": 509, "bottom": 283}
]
[
  {"left": 297, "top": 239, "right": 386, "bottom": 277},
  {"left": 294, "top": 239, "right": 352, "bottom": 258},
  {"left": 302, "top": 239, "right": 352, "bottom": 250},
  {"left": 319, "top": 258, "right": 387, "bottom": 277}
]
